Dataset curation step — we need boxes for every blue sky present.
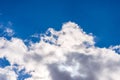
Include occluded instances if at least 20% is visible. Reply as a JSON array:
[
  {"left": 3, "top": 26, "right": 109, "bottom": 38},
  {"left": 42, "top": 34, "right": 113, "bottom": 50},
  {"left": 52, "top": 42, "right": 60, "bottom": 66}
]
[
  {"left": 0, "top": 0, "right": 120, "bottom": 80},
  {"left": 0, "top": 0, "right": 120, "bottom": 47}
]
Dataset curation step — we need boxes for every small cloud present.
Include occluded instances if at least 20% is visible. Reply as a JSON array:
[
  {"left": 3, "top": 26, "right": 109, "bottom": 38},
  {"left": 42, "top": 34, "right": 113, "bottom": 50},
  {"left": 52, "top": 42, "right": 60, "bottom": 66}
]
[
  {"left": 109, "top": 45, "right": 120, "bottom": 54},
  {"left": 0, "top": 21, "right": 15, "bottom": 37},
  {"left": 4, "top": 28, "right": 15, "bottom": 37},
  {"left": 30, "top": 33, "right": 40, "bottom": 38}
]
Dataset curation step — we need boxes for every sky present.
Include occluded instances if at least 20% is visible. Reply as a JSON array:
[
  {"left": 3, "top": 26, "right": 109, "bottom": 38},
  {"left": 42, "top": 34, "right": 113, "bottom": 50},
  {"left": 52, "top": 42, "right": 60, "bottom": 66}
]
[
  {"left": 0, "top": 0, "right": 120, "bottom": 47},
  {"left": 0, "top": 0, "right": 120, "bottom": 80}
]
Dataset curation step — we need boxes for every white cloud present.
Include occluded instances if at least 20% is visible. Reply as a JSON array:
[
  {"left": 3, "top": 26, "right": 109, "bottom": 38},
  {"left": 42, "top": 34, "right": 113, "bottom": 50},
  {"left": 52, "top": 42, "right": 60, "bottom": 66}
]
[
  {"left": 30, "top": 33, "right": 40, "bottom": 38},
  {"left": 109, "top": 45, "right": 120, "bottom": 54},
  {"left": 0, "top": 67, "right": 17, "bottom": 80},
  {"left": 4, "top": 28, "right": 15, "bottom": 37},
  {"left": 0, "top": 22, "right": 14, "bottom": 37},
  {"left": 0, "top": 22, "right": 120, "bottom": 80}
]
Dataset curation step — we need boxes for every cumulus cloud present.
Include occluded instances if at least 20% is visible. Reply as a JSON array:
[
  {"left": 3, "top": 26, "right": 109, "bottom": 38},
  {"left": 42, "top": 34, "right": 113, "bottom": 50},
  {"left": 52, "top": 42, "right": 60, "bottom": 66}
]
[
  {"left": 0, "top": 22, "right": 120, "bottom": 80},
  {"left": 0, "top": 67, "right": 17, "bottom": 80},
  {"left": 109, "top": 45, "right": 120, "bottom": 54}
]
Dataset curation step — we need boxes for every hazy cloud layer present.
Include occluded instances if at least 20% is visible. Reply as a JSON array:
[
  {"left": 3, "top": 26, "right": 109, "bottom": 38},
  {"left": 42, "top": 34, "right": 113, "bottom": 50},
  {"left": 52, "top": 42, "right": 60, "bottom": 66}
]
[{"left": 0, "top": 22, "right": 120, "bottom": 80}]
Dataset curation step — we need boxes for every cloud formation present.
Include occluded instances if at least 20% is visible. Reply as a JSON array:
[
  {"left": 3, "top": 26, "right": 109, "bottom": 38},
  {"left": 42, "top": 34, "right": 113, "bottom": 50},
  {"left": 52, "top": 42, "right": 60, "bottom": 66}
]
[
  {"left": 0, "top": 22, "right": 120, "bottom": 80},
  {"left": 0, "top": 22, "right": 14, "bottom": 37},
  {"left": 4, "top": 28, "right": 14, "bottom": 37}
]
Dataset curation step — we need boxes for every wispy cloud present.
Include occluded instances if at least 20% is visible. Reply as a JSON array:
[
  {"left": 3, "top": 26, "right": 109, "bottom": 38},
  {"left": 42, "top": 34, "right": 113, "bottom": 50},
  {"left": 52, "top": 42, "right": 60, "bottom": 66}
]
[
  {"left": 30, "top": 33, "right": 40, "bottom": 38},
  {"left": 0, "top": 22, "right": 120, "bottom": 80},
  {"left": 0, "top": 22, "right": 15, "bottom": 37},
  {"left": 4, "top": 28, "right": 14, "bottom": 37}
]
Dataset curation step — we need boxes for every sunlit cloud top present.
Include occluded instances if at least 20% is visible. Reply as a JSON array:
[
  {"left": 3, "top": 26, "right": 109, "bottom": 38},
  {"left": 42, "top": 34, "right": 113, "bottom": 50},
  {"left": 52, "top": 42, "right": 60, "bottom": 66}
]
[{"left": 0, "top": 22, "right": 120, "bottom": 80}]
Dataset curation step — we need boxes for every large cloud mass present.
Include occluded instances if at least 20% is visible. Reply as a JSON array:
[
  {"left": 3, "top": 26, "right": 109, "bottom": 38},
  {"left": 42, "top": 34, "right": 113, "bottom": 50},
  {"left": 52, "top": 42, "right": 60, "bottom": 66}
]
[{"left": 0, "top": 22, "right": 120, "bottom": 80}]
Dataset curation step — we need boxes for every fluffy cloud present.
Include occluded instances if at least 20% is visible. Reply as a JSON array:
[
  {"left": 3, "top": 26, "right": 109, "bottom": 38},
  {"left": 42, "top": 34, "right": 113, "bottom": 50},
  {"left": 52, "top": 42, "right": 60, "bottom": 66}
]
[
  {"left": 0, "top": 67, "right": 17, "bottom": 80},
  {"left": 0, "top": 22, "right": 120, "bottom": 80}
]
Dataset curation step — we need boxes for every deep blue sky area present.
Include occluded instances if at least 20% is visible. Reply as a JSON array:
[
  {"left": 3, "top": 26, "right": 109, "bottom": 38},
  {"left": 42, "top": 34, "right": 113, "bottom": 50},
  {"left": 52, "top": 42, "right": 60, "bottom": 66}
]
[{"left": 0, "top": 0, "right": 120, "bottom": 47}]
